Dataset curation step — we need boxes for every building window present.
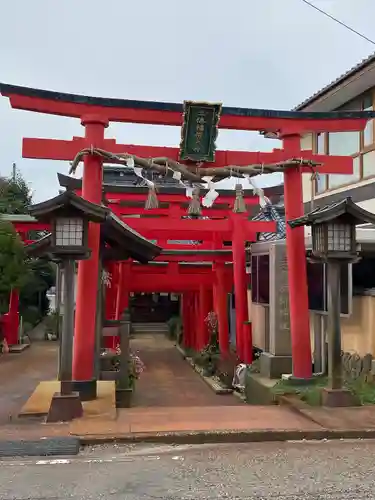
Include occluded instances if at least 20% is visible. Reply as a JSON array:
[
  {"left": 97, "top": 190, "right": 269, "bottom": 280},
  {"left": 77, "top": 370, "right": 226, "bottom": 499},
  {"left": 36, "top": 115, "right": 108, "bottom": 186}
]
[{"left": 313, "top": 91, "right": 375, "bottom": 193}]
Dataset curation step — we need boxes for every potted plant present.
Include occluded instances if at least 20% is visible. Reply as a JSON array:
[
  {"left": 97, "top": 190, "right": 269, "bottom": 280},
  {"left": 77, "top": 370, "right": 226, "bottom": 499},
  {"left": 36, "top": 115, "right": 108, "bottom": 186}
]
[
  {"left": 116, "top": 345, "right": 145, "bottom": 408},
  {"left": 199, "top": 311, "right": 220, "bottom": 376}
]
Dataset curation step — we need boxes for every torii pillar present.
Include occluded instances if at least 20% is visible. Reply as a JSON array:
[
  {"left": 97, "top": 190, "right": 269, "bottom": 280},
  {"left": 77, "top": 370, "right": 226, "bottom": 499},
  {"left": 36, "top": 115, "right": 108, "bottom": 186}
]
[
  {"left": 281, "top": 133, "right": 313, "bottom": 379},
  {"left": 198, "top": 285, "right": 213, "bottom": 349},
  {"left": 72, "top": 115, "right": 108, "bottom": 396},
  {"left": 280, "top": 132, "right": 356, "bottom": 379},
  {"left": 232, "top": 214, "right": 252, "bottom": 364},
  {"left": 115, "top": 261, "right": 131, "bottom": 318},
  {"left": 213, "top": 262, "right": 230, "bottom": 357}
]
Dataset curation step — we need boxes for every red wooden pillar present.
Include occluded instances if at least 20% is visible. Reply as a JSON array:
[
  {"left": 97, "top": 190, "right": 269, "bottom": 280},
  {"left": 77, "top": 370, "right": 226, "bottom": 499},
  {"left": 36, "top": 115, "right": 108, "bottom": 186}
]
[
  {"left": 186, "top": 293, "right": 193, "bottom": 349},
  {"left": 192, "top": 291, "right": 199, "bottom": 351},
  {"left": 231, "top": 214, "right": 252, "bottom": 364},
  {"left": 115, "top": 261, "right": 130, "bottom": 318},
  {"left": 199, "top": 286, "right": 212, "bottom": 349},
  {"left": 214, "top": 263, "right": 229, "bottom": 357},
  {"left": 181, "top": 292, "right": 191, "bottom": 348},
  {"left": 282, "top": 134, "right": 312, "bottom": 379},
  {"left": 110, "top": 262, "right": 122, "bottom": 348},
  {"left": 7, "top": 289, "right": 19, "bottom": 345},
  {"left": 72, "top": 115, "right": 108, "bottom": 382},
  {"left": 105, "top": 262, "right": 116, "bottom": 321}
]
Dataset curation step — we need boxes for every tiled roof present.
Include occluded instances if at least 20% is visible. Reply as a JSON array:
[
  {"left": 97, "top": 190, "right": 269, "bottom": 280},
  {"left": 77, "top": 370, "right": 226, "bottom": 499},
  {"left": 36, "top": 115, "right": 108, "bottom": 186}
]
[
  {"left": 294, "top": 51, "right": 375, "bottom": 111},
  {"left": 252, "top": 203, "right": 286, "bottom": 241}
]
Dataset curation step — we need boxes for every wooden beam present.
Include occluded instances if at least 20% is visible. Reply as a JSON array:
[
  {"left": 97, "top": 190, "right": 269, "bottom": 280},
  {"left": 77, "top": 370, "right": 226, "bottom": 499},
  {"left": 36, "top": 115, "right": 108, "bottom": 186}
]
[
  {"left": 128, "top": 273, "right": 214, "bottom": 291},
  {"left": 23, "top": 137, "right": 353, "bottom": 174},
  {"left": 123, "top": 217, "right": 275, "bottom": 239},
  {"left": 1, "top": 84, "right": 371, "bottom": 132}
]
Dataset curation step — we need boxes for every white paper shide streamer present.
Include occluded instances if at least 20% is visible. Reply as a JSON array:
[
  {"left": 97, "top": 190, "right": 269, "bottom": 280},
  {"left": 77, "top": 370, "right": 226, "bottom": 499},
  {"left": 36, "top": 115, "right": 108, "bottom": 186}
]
[
  {"left": 201, "top": 176, "right": 219, "bottom": 208},
  {"left": 246, "top": 175, "right": 270, "bottom": 208},
  {"left": 126, "top": 157, "right": 155, "bottom": 189},
  {"left": 185, "top": 186, "right": 193, "bottom": 199}
]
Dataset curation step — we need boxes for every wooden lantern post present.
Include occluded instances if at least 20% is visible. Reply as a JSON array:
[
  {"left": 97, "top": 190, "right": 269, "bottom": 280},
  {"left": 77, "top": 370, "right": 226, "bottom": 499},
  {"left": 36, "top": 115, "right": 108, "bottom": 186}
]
[
  {"left": 28, "top": 191, "right": 109, "bottom": 421},
  {"left": 289, "top": 197, "right": 375, "bottom": 406}
]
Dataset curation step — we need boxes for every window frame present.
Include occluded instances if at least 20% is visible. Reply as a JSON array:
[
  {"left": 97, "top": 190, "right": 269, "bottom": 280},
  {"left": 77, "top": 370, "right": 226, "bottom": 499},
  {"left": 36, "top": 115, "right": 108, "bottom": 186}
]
[{"left": 313, "top": 89, "right": 375, "bottom": 195}]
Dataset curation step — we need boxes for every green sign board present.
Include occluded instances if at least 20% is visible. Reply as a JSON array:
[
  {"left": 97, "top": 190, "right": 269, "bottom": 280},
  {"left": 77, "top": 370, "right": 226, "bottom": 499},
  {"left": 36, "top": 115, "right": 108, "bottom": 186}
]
[{"left": 179, "top": 101, "right": 222, "bottom": 163}]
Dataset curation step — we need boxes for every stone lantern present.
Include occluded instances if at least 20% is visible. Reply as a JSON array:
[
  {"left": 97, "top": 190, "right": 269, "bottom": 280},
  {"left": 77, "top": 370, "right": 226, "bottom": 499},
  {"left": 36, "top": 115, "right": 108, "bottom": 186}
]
[
  {"left": 289, "top": 197, "right": 375, "bottom": 407},
  {"left": 29, "top": 191, "right": 108, "bottom": 421}
]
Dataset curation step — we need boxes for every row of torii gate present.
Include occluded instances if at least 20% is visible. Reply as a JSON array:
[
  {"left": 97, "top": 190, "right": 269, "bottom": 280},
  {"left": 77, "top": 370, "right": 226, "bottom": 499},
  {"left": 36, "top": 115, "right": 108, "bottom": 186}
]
[
  {"left": 13, "top": 186, "right": 272, "bottom": 365},
  {"left": 1, "top": 82, "right": 373, "bottom": 384}
]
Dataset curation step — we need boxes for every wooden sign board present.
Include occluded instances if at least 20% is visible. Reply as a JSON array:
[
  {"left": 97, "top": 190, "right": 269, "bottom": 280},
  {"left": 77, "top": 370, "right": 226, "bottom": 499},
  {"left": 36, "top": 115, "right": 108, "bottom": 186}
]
[{"left": 179, "top": 101, "right": 222, "bottom": 163}]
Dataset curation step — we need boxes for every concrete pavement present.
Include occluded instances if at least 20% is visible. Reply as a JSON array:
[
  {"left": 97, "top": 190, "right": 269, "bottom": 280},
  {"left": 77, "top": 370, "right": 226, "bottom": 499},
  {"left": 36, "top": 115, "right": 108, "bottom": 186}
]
[
  {"left": 1, "top": 440, "right": 375, "bottom": 498},
  {"left": 0, "top": 341, "right": 58, "bottom": 424},
  {"left": 3, "top": 338, "right": 375, "bottom": 450},
  {"left": 131, "top": 334, "right": 241, "bottom": 407}
]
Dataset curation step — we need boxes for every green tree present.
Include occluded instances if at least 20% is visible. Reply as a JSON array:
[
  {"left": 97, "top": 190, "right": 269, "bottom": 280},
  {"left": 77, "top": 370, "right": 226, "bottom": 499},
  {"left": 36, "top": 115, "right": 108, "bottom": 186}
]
[
  {"left": 0, "top": 221, "right": 28, "bottom": 313},
  {"left": 0, "top": 171, "right": 32, "bottom": 214},
  {"left": 0, "top": 168, "right": 55, "bottom": 323},
  {"left": 19, "top": 258, "right": 55, "bottom": 324}
]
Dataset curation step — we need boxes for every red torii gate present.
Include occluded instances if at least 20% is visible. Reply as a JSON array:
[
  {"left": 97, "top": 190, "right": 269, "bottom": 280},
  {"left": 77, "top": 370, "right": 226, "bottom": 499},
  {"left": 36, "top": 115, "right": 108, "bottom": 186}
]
[
  {"left": 104, "top": 260, "right": 234, "bottom": 353},
  {"left": 1, "top": 82, "right": 373, "bottom": 381},
  {"left": 13, "top": 208, "right": 275, "bottom": 362}
]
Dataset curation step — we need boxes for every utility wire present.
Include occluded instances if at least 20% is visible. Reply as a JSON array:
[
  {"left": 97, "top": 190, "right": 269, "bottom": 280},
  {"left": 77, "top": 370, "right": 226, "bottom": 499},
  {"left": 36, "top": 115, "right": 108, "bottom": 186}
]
[{"left": 300, "top": 0, "right": 375, "bottom": 46}]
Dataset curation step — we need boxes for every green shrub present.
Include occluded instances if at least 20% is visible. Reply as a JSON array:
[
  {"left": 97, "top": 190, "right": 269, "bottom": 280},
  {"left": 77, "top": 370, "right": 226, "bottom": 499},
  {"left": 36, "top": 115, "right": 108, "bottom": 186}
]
[
  {"left": 22, "top": 306, "right": 42, "bottom": 327},
  {"left": 44, "top": 311, "right": 62, "bottom": 337},
  {"left": 22, "top": 321, "right": 33, "bottom": 334},
  {"left": 166, "top": 316, "right": 182, "bottom": 340}
]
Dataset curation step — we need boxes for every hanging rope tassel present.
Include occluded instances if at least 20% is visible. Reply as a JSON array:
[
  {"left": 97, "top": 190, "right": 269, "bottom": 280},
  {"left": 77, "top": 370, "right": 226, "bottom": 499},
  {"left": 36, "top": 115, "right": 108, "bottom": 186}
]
[
  {"left": 188, "top": 186, "right": 202, "bottom": 216},
  {"left": 145, "top": 185, "right": 159, "bottom": 209},
  {"left": 233, "top": 183, "right": 247, "bottom": 213}
]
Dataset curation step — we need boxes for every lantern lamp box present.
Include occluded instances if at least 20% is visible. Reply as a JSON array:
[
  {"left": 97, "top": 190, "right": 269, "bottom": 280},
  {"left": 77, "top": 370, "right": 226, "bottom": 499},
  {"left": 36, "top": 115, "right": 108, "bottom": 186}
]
[{"left": 179, "top": 101, "right": 222, "bottom": 163}]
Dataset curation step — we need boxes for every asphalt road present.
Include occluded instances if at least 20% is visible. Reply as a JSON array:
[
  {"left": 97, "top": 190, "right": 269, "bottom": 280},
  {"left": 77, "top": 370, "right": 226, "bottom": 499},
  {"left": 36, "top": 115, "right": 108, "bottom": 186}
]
[{"left": 1, "top": 439, "right": 375, "bottom": 499}]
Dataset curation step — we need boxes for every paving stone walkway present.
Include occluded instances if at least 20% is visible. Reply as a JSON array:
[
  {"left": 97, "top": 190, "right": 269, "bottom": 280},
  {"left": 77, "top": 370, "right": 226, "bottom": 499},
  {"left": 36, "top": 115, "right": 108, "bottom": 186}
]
[
  {"left": 131, "top": 334, "right": 241, "bottom": 407},
  {"left": 0, "top": 341, "right": 58, "bottom": 424}
]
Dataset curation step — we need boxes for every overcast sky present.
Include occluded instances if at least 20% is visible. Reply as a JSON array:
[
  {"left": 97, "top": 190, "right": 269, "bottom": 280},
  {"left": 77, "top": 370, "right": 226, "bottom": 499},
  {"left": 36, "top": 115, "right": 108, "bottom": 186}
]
[{"left": 0, "top": 0, "right": 374, "bottom": 201}]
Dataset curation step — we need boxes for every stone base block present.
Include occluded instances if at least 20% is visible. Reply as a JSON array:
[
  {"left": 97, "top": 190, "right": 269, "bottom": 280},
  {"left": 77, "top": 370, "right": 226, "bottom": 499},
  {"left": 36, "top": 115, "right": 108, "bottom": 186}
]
[
  {"left": 244, "top": 373, "right": 279, "bottom": 405},
  {"left": 115, "top": 387, "right": 133, "bottom": 408},
  {"left": 72, "top": 379, "right": 97, "bottom": 401},
  {"left": 322, "top": 388, "right": 361, "bottom": 407},
  {"left": 260, "top": 352, "right": 293, "bottom": 379},
  {"left": 46, "top": 392, "right": 83, "bottom": 423},
  {"left": 100, "top": 370, "right": 118, "bottom": 381}
]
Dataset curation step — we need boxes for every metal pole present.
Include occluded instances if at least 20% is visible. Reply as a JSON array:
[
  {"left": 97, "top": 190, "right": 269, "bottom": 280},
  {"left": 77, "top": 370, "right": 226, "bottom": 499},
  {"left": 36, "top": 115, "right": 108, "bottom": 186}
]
[
  {"left": 60, "top": 259, "right": 75, "bottom": 395},
  {"left": 327, "top": 261, "right": 342, "bottom": 390}
]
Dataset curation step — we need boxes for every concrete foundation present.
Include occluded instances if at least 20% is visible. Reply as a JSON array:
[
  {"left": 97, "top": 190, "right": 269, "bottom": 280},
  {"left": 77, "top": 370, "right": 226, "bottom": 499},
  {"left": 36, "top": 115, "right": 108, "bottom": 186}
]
[
  {"left": 322, "top": 388, "right": 361, "bottom": 407},
  {"left": 245, "top": 373, "right": 279, "bottom": 405},
  {"left": 260, "top": 352, "right": 293, "bottom": 379}
]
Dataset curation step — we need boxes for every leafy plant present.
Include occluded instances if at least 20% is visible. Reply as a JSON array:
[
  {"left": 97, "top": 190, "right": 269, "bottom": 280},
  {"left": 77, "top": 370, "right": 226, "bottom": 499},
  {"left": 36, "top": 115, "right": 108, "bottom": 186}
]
[
  {"left": 194, "top": 311, "right": 221, "bottom": 376},
  {"left": 21, "top": 306, "right": 42, "bottom": 327},
  {"left": 44, "top": 311, "right": 62, "bottom": 338},
  {"left": 22, "top": 321, "right": 33, "bottom": 334},
  {"left": 0, "top": 221, "right": 28, "bottom": 313},
  {"left": 0, "top": 171, "right": 55, "bottom": 321},
  {"left": 0, "top": 172, "right": 32, "bottom": 215},
  {"left": 114, "top": 344, "right": 145, "bottom": 389},
  {"left": 166, "top": 316, "right": 182, "bottom": 340}
]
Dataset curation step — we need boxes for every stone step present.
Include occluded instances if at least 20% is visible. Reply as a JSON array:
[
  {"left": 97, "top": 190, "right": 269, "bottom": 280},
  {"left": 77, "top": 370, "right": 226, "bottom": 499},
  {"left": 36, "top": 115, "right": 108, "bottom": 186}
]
[{"left": 132, "top": 323, "right": 168, "bottom": 334}]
